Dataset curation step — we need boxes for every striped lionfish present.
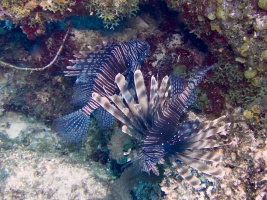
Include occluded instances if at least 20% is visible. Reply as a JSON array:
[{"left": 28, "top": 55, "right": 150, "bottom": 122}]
[
  {"left": 93, "top": 65, "right": 229, "bottom": 188},
  {"left": 55, "top": 40, "right": 150, "bottom": 145}
]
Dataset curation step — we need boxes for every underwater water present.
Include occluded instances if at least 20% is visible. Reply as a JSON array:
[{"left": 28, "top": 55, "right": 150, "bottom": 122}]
[{"left": 0, "top": 1, "right": 267, "bottom": 200}]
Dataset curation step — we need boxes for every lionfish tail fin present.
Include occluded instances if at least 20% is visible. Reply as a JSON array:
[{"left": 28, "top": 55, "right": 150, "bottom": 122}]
[
  {"left": 54, "top": 109, "right": 90, "bottom": 145},
  {"left": 92, "top": 107, "right": 114, "bottom": 130}
]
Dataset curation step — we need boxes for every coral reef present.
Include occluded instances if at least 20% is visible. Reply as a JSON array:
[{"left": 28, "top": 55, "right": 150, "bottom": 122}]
[
  {"left": 0, "top": 0, "right": 267, "bottom": 199},
  {"left": 0, "top": 67, "right": 74, "bottom": 123},
  {"left": 93, "top": 0, "right": 140, "bottom": 29},
  {"left": 166, "top": 0, "right": 267, "bottom": 107},
  {"left": 0, "top": 0, "right": 147, "bottom": 39}
]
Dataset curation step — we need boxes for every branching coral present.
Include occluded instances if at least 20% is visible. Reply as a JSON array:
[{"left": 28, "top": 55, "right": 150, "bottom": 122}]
[{"left": 93, "top": 0, "right": 140, "bottom": 29}]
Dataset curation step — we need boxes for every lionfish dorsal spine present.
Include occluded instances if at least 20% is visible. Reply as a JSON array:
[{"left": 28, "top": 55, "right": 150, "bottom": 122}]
[
  {"left": 159, "top": 64, "right": 217, "bottom": 127},
  {"left": 149, "top": 76, "right": 158, "bottom": 106},
  {"left": 107, "top": 94, "right": 138, "bottom": 126},
  {"left": 187, "top": 64, "right": 216, "bottom": 90},
  {"left": 148, "top": 76, "right": 159, "bottom": 121},
  {"left": 92, "top": 93, "right": 130, "bottom": 127},
  {"left": 108, "top": 94, "right": 130, "bottom": 116},
  {"left": 115, "top": 73, "right": 147, "bottom": 128},
  {"left": 134, "top": 70, "right": 149, "bottom": 119},
  {"left": 92, "top": 91, "right": 145, "bottom": 137},
  {"left": 158, "top": 75, "right": 169, "bottom": 107}
]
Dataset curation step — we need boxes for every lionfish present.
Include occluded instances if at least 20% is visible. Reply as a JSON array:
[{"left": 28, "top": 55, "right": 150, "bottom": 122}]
[
  {"left": 55, "top": 40, "right": 150, "bottom": 144},
  {"left": 93, "top": 65, "right": 229, "bottom": 188}
]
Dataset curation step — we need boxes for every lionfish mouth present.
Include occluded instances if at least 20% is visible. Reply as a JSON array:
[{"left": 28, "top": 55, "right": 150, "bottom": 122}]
[{"left": 93, "top": 67, "right": 229, "bottom": 188}]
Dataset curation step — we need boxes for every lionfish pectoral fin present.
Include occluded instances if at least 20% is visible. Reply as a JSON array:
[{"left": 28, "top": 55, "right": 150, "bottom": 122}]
[
  {"left": 181, "top": 149, "right": 223, "bottom": 163},
  {"left": 134, "top": 70, "right": 149, "bottom": 117},
  {"left": 175, "top": 154, "right": 225, "bottom": 178},
  {"left": 158, "top": 75, "right": 169, "bottom": 100},
  {"left": 188, "top": 123, "right": 230, "bottom": 143},
  {"left": 186, "top": 139, "right": 220, "bottom": 149},
  {"left": 170, "top": 157, "right": 201, "bottom": 189},
  {"left": 54, "top": 109, "right": 90, "bottom": 145},
  {"left": 199, "top": 115, "right": 227, "bottom": 130}
]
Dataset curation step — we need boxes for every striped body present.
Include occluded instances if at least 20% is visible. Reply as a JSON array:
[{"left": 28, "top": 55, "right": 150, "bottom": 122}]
[
  {"left": 93, "top": 65, "right": 229, "bottom": 188},
  {"left": 55, "top": 40, "right": 150, "bottom": 145}
]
